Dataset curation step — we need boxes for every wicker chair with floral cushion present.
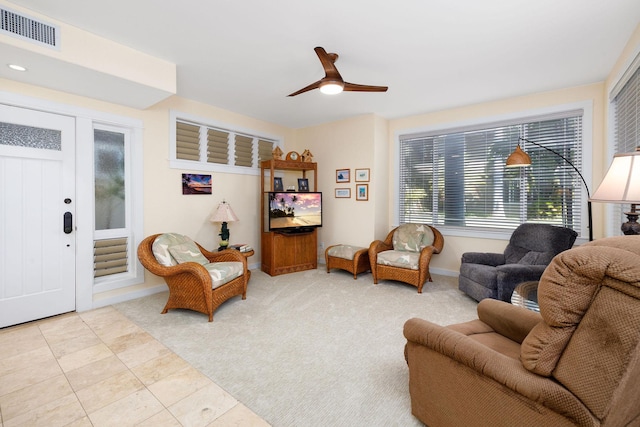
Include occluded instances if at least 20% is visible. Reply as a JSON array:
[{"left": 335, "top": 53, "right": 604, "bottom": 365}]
[
  {"left": 368, "top": 224, "right": 444, "bottom": 293},
  {"left": 137, "top": 233, "right": 248, "bottom": 322}
]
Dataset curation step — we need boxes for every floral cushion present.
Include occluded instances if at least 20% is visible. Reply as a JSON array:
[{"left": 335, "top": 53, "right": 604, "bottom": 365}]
[
  {"left": 205, "top": 262, "right": 244, "bottom": 289},
  {"left": 392, "top": 224, "right": 434, "bottom": 252},
  {"left": 152, "top": 233, "right": 195, "bottom": 266},
  {"left": 327, "top": 245, "right": 366, "bottom": 260},
  {"left": 377, "top": 250, "right": 420, "bottom": 270},
  {"left": 168, "top": 242, "right": 209, "bottom": 265}
]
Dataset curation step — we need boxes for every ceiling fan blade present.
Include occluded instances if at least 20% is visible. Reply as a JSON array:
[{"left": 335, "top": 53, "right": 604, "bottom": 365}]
[
  {"left": 343, "top": 82, "right": 388, "bottom": 92},
  {"left": 314, "top": 46, "right": 342, "bottom": 80},
  {"left": 288, "top": 80, "right": 322, "bottom": 97}
]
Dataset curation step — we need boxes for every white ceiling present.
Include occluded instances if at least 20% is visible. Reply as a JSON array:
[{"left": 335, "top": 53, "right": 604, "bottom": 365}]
[{"left": 4, "top": 0, "right": 640, "bottom": 129}]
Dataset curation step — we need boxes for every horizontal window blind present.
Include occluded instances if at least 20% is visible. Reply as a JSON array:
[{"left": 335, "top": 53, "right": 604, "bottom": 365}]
[
  {"left": 94, "top": 237, "right": 128, "bottom": 278},
  {"left": 207, "top": 128, "right": 229, "bottom": 164},
  {"left": 399, "top": 113, "right": 584, "bottom": 235},
  {"left": 234, "top": 134, "right": 253, "bottom": 167},
  {"left": 612, "top": 64, "right": 640, "bottom": 233},
  {"left": 176, "top": 122, "right": 200, "bottom": 161},
  {"left": 174, "top": 118, "right": 276, "bottom": 170},
  {"left": 258, "top": 139, "right": 274, "bottom": 163}
]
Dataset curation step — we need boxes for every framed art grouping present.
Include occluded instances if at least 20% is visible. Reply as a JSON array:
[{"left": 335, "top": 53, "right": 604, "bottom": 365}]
[
  {"left": 355, "top": 168, "right": 370, "bottom": 182},
  {"left": 335, "top": 188, "right": 351, "bottom": 198},
  {"left": 336, "top": 169, "right": 350, "bottom": 183},
  {"left": 356, "top": 184, "right": 369, "bottom": 201}
]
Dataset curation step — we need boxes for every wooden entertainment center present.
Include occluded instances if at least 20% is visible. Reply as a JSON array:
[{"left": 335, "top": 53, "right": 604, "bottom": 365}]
[{"left": 260, "top": 159, "right": 318, "bottom": 276}]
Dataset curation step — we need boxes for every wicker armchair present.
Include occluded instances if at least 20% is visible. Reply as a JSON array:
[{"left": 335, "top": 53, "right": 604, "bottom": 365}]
[
  {"left": 137, "top": 233, "right": 248, "bottom": 322},
  {"left": 368, "top": 224, "right": 444, "bottom": 293}
]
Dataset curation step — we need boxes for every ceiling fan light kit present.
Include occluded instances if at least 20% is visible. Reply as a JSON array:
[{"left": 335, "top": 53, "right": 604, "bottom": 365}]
[
  {"left": 288, "top": 46, "right": 388, "bottom": 97},
  {"left": 319, "top": 80, "right": 344, "bottom": 95}
]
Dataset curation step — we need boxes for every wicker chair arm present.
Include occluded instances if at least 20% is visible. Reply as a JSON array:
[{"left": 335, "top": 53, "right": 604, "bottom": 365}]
[{"left": 369, "top": 239, "right": 393, "bottom": 255}]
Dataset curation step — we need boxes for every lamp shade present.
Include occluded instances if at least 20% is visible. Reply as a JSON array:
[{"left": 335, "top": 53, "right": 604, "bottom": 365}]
[
  {"left": 505, "top": 144, "right": 532, "bottom": 168},
  {"left": 590, "top": 151, "right": 640, "bottom": 203},
  {"left": 210, "top": 201, "right": 239, "bottom": 223}
]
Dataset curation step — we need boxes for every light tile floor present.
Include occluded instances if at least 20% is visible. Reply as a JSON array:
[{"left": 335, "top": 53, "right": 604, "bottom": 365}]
[{"left": 0, "top": 306, "right": 270, "bottom": 427}]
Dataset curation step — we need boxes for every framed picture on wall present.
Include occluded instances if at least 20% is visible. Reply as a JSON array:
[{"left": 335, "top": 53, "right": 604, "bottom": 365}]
[
  {"left": 355, "top": 168, "right": 370, "bottom": 182},
  {"left": 182, "top": 174, "right": 212, "bottom": 195},
  {"left": 336, "top": 169, "right": 350, "bottom": 183},
  {"left": 356, "top": 184, "right": 368, "bottom": 201},
  {"left": 335, "top": 188, "right": 351, "bottom": 198}
]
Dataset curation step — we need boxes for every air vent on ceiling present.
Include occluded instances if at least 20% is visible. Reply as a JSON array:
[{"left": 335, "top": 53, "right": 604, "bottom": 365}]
[{"left": 1, "top": 7, "right": 58, "bottom": 48}]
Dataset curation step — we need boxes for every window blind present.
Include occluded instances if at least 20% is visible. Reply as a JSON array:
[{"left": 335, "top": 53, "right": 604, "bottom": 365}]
[
  {"left": 94, "top": 237, "right": 128, "bottom": 277},
  {"left": 234, "top": 134, "right": 253, "bottom": 167},
  {"left": 258, "top": 139, "right": 274, "bottom": 163},
  {"left": 176, "top": 122, "right": 200, "bottom": 161},
  {"left": 612, "top": 64, "right": 640, "bottom": 233},
  {"left": 399, "top": 113, "right": 584, "bottom": 235},
  {"left": 207, "top": 128, "right": 229, "bottom": 164}
]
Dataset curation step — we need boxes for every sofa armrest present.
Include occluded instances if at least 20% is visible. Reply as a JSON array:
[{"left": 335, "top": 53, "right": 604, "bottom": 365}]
[
  {"left": 477, "top": 299, "right": 542, "bottom": 343},
  {"left": 461, "top": 252, "right": 505, "bottom": 266}
]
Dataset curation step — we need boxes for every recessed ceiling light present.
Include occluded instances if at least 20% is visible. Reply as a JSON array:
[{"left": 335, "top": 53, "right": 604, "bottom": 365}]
[{"left": 8, "top": 64, "right": 27, "bottom": 72}]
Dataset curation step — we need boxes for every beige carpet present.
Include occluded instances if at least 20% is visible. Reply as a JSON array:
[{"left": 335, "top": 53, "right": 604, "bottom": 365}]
[{"left": 114, "top": 267, "right": 478, "bottom": 427}]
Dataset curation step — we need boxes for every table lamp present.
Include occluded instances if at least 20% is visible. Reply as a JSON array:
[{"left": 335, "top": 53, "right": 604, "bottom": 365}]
[
  {"left": 210, "top": 200, "right": 239, "bottom": 250},
  {"left": 590, "top": 148, "right": 640, "bottom": 235}
]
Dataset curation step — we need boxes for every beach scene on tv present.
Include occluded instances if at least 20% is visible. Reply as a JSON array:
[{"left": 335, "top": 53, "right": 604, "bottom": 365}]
[{"left": 269, "top": 192, "right": 322, "bottom": 228}]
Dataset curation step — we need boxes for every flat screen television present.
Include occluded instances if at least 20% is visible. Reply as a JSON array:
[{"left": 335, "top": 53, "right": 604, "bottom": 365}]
[{"left": 267, "top": 192, "right": 322, "bottom": 233}]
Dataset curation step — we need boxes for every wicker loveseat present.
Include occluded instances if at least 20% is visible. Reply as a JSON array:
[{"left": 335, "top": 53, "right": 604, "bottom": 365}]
[
  {"left": 138, "top": 233, "right": 248, "bottom": 322},
  {"left": 404, "top": 235, "right": 640, "bottom": 426},
  {"left": 368, "top": 224, "right": 444, "bottom": 293}
]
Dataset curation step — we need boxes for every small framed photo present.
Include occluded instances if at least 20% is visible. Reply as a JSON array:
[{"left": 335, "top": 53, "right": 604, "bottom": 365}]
[
  {"left": 355, "top": 168, "right": 370, "bottom": 182},
  {"left": 336, "top": 169, "right": 350, "bottom": 183},
  {"left": 273, "top": 177, "right": 284, "bottom": 191},
  {"left": 335, "top": 188, "right": 351, "bottom": 198},
  {"left": 182, "top": 174, "right": 212, "bottom": 195},
  {"left": 356, "top": 184, "right": 369, "bottom": 201},
  {"left": 298, "top": 178, "right": 309, "bottom": 192}
]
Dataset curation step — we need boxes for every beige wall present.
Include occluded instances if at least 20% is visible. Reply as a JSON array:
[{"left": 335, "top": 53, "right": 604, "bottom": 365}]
[{"left": 293, "top": 114, "right": 389, "bottom": 251}]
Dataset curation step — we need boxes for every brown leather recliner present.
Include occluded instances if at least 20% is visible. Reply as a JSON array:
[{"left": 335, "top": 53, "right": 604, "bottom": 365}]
[{"left": 404, "top": 235, "right": 640, "bottom": 427}]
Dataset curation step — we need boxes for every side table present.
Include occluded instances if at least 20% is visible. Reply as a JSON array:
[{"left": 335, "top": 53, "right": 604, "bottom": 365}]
[{"left": 511, "top": 281, "right": 540, "bottom": 312}]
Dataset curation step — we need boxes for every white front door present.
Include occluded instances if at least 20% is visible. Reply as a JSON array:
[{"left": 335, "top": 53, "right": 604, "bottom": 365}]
[{"left": 0, "top": 104, "right": 76, "bottom": 328}]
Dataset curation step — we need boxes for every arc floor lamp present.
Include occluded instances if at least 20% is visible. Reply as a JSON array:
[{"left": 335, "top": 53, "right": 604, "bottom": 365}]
[{"left": 506, "top": 137, "right": 593, "bottom": 241}]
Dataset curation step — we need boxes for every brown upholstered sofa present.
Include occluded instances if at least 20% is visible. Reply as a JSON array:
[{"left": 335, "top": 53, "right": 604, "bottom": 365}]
[{"left": 404, "top": 235, "right": 640, "bottom": 427}]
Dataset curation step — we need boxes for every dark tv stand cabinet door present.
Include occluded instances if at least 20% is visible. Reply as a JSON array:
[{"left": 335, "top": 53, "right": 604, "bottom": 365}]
[{"left": 260, "top": 159, "right": 318, "bottom": 276}]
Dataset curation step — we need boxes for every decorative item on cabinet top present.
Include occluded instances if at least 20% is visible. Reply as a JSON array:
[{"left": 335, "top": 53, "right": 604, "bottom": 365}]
[
  {"left": 286, "top": 151, "right": 300, "bottom": 162},
  {"left": 272, "top": 146, "right": 283, "bottom": 160},
  {"left": 302, "top": 149, "right": 314, "bottom": 162}
]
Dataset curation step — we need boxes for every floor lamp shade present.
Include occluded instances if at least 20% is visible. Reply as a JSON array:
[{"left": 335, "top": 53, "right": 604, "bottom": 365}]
[{"left": 590, "top": 150, "right": 640, "bottom": 235}]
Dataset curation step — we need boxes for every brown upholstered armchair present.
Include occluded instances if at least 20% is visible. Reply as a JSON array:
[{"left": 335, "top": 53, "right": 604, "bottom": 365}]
[
  {"left": 404, "top": 235, "right": 640, "bottom": 427},
  {"left": 138, "top": 233, "right": 248, "bottom": 322},
  {"left": 368, "top": 224, "right": 444, "bottom": 293}
]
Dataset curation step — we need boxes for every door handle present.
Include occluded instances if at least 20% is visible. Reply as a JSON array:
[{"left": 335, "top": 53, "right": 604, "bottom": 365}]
[{"left": 63, "top": 212, "right": 73, "bottom": 234}]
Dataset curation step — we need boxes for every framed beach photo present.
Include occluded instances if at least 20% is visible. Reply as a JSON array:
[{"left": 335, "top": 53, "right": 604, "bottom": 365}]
[
  {"left": 355, "top": 168, "right": 370, "bottom": 182},
  {"left": 182, "top": 174, "right": 212, "bottom": 195},
  {"left": 335, "top": 188, "right": 351, "bottom": 198},
  {"left": 273, "top": 177, "right": 284, "bottom": 191},
  {"left": 356, "top": 184, "right": 369, "bottom": 201},
  {"left": 336, "top": 169, "right": 350, "bottom": 183}
]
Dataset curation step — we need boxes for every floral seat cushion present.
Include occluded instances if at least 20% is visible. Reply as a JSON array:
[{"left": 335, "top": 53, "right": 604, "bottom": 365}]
[
  {"left": 327, "top": 244, "right": 366, "bottom": 260},
  {"left": 377, "top": 250, "right": 420, "bottom": 270},
  {"left": 152, "top": 233, "right": 243, "bottom": 289}
]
